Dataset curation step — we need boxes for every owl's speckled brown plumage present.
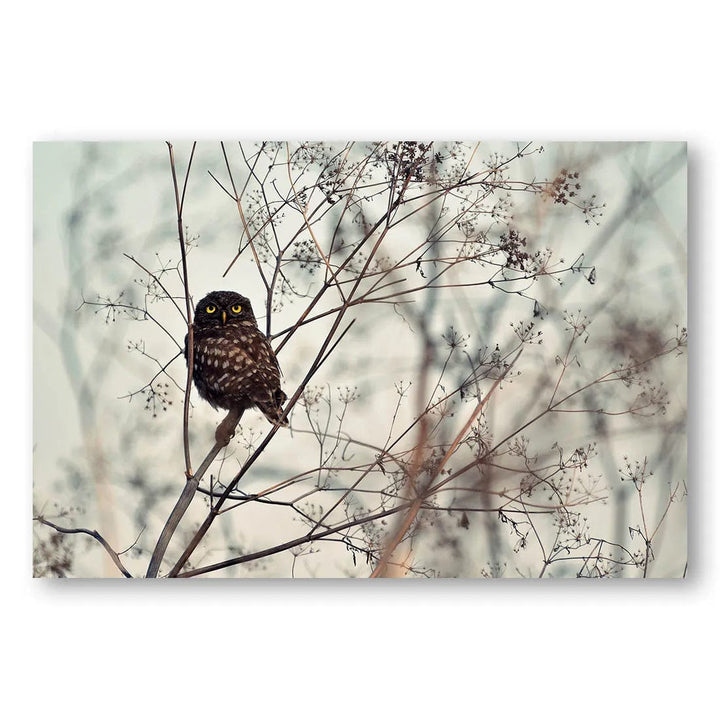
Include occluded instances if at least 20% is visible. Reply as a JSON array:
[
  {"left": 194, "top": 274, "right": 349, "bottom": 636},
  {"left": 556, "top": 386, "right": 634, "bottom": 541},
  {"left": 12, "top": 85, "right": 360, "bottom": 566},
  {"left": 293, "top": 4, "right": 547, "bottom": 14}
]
[{"left": 185, "top": 290, "right": 288, "bottom": 426}]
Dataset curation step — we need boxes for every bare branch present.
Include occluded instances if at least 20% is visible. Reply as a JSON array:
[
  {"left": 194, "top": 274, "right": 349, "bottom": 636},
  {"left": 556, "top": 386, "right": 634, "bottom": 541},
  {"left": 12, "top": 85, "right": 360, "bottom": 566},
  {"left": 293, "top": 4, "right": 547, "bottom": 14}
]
[{"left": 34, "top": 517, "right": 133, "bottom": 578}]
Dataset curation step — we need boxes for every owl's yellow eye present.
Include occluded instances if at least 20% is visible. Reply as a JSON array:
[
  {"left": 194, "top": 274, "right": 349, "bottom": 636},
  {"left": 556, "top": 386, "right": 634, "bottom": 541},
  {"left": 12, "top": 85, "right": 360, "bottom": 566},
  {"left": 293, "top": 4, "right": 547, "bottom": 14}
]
[
  {"left": 205, "top": 305, "right": 217, "bottom": 314},
  {"left": 230, "top": 304, "right": 242, "bottom": 314}
]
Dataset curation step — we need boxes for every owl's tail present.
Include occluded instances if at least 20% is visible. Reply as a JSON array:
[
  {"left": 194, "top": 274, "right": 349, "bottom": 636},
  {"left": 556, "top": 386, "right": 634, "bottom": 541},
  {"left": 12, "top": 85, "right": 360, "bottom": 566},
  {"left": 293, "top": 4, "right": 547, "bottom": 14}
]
[{"left": 257, "top": 389, "right": 289, "bottom": 427}]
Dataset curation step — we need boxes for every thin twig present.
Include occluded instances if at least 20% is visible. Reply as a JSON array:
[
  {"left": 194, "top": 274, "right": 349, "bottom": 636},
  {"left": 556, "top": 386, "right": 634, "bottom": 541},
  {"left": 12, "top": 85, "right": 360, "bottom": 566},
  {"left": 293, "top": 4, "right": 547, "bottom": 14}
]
[{"left": 166, "top": 141, "right": 196, "bottom": 477}]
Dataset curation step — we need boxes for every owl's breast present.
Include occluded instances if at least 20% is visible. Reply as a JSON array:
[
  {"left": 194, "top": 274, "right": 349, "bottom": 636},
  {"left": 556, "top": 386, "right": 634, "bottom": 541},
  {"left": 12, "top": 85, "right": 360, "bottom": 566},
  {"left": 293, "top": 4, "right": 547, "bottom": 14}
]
[{"left": 190, "top": 334, "right": 264, "bottom": 411}]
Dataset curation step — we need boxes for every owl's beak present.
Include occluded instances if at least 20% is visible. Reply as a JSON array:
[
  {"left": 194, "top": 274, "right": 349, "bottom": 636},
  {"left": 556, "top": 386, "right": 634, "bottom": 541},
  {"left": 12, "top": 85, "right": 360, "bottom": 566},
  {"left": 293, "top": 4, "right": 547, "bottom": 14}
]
[{"left": 221, "top": 310, "right": 227, "bottom": 325}]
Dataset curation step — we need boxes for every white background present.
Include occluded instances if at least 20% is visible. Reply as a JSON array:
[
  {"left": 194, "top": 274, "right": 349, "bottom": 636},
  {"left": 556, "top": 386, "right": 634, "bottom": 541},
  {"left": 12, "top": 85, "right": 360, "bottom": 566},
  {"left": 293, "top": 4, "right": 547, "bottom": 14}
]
[{"left": 5, "top": 1, "right": 714, "bottom": 717}]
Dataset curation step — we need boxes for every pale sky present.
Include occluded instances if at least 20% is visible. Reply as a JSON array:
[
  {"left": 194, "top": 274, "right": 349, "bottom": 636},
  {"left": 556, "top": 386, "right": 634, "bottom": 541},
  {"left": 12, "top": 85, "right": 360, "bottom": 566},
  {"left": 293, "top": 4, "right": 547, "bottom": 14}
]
[{"left": 33, "top": 141, "right": 687, "bottom": 579}]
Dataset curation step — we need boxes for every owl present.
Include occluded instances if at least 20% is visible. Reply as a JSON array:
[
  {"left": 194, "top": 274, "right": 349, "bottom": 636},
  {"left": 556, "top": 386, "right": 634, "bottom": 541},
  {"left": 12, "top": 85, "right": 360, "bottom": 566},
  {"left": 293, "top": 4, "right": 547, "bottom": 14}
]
[{"left": 185, "top": 290, "right": 288, "bottom": 427}]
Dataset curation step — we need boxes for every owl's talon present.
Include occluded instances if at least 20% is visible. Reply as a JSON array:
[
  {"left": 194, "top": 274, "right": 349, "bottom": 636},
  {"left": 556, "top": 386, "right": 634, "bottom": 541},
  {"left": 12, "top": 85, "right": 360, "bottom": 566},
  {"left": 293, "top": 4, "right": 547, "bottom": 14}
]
[
  {"left": 215, "top": 425, "right": 235, "bottom": 447},
  {"left": 214, "top": 420, "right": 236, "bottom": 447}
]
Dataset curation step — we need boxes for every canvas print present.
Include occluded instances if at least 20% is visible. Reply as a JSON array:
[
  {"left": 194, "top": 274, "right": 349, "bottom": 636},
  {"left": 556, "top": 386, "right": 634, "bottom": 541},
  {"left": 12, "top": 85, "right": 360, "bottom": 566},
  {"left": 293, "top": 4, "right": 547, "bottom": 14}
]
[{"left": 33, "top": 141, "right": 687, "bottom": 578}]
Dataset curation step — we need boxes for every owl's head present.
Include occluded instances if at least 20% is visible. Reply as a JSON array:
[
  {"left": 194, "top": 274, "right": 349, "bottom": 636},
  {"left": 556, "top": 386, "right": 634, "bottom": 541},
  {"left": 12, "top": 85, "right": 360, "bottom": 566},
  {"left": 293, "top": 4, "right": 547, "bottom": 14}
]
[{"left": 193, "top": 290, "right": 257, "bottom": 328}]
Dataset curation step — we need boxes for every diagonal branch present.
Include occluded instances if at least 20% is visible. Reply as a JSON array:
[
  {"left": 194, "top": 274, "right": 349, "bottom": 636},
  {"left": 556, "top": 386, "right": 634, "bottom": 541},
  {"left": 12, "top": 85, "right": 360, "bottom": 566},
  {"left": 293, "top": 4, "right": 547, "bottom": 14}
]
[{"left": 370, "top": 347, "right": 523, "bottom": 578}]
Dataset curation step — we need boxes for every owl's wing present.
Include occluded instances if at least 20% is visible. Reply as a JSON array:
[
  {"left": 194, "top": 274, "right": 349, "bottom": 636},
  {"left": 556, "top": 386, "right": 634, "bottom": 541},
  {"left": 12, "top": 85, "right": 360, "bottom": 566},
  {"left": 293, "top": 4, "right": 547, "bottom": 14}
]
[
  {"left": 242, "top": 331, "right": 283, "bottom": 402},
  {"left": 265, "top": 334, "right": 283, "bottom": 375},
  {"left": 250, "top": 334, "right": 288, "bottom": 425}
]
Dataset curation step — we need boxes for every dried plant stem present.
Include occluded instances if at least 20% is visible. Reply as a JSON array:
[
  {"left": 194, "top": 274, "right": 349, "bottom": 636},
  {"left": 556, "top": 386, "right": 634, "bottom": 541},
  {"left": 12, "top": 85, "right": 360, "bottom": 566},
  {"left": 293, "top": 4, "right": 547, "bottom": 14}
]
[
  {"left": 146, "top": 408, "right": 242, "bottom": 578},
  {"left": 166, "top": 141, "right": 196, "bottom": 477},
  {"left": 34, "top": 517, "right": 132, "bottom": 578},
  {"left": 370, "top": 348, "right": 523, "bottom": 578}
]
